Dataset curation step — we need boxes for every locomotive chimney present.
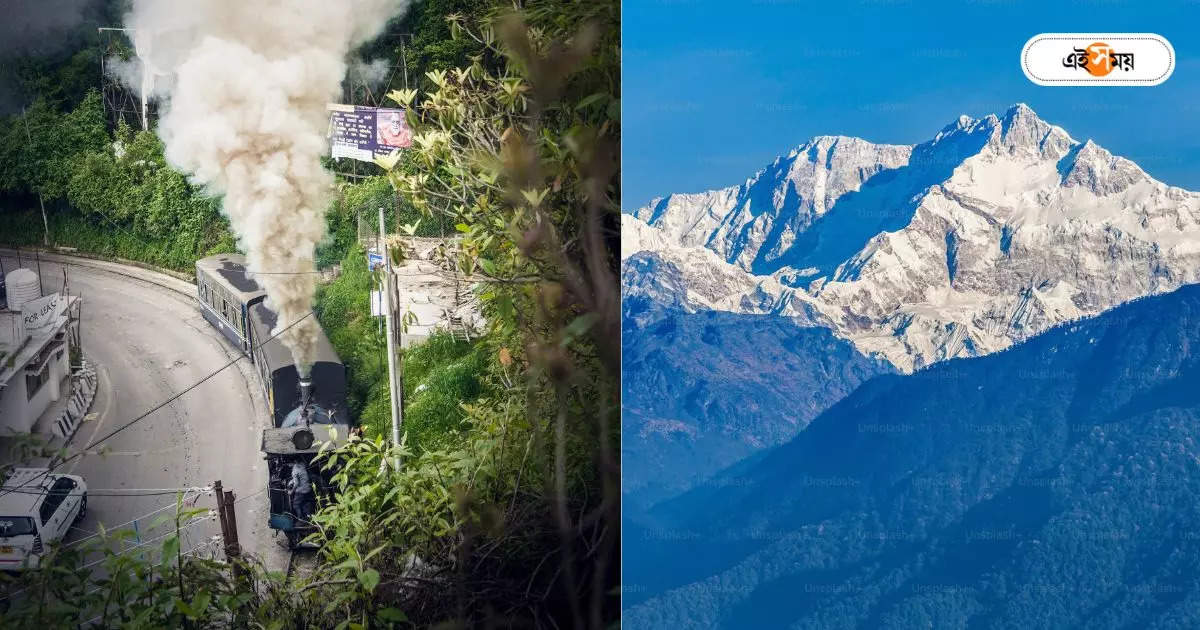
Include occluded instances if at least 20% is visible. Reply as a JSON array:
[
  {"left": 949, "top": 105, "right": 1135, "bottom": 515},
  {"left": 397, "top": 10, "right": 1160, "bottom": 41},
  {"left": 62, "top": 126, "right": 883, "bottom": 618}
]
[{"left": 299, "top": 377, "right": 314, "bottom": 408}]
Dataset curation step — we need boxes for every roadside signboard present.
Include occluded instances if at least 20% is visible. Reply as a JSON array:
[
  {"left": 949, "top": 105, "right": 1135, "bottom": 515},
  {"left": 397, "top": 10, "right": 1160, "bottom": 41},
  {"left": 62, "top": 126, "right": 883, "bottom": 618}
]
[{"left": 327, "top": 103, "right": 412, "bottom": 163}]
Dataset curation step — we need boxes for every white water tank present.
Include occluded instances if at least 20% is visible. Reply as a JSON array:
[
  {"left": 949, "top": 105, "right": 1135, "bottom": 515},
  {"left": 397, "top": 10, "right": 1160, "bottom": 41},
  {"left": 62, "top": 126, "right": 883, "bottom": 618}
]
[{"left": 5, "top": 268, "right": 41, "bottom": 311}]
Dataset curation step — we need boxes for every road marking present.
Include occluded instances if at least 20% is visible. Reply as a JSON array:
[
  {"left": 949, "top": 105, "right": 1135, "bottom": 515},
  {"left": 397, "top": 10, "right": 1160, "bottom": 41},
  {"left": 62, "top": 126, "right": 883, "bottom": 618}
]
[
  {"left": 73, "top": 445, "right": 184, "bottom": 457},
  {"left": 65, "top": 362, "right": 115, "bottom": 474}
]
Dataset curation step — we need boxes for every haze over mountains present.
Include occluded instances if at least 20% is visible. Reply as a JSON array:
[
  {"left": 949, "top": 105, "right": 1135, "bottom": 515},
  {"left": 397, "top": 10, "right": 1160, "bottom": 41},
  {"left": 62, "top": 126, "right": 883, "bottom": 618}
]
[
  {"left": 623, "top": 105, "right": 1200, "bottom": 627},
  {"left": 626, "top": 283, "right": 1200, "bottom": 629}
]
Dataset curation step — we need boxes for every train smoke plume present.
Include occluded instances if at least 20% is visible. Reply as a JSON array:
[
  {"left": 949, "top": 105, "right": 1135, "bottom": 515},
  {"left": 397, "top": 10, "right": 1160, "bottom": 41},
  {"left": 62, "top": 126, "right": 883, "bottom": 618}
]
[{"left": 127, "top": 0, "right": 408, "bottom": 376}]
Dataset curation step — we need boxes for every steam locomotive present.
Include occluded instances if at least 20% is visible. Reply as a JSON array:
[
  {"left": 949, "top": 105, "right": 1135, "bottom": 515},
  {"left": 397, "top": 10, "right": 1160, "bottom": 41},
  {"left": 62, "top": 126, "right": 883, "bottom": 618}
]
[{"left": 195, "top": 254, "right": 352, "bottom": 548}]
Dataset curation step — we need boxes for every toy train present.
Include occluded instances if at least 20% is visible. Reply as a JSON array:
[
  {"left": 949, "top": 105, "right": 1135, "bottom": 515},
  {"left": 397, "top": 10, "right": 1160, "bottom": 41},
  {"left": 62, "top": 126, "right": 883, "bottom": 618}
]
[{"left": 195, "top": 254, "right": 352, "bottom": 548}]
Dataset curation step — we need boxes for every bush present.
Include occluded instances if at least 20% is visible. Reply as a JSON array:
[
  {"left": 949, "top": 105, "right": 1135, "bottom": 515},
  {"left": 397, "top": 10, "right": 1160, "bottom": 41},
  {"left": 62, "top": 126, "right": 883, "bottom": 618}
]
[
  {"left": 403, "top": 333, "right": 486, "bottom": 449},
  {"left": 318, "top": 175, "right": 449, "bottom": 268},
  {"left": 315, "top": 243, "right": 488, "bottom": 450},
  {"left": 0, "top": 97, "right": 235, "bottom": 271}
]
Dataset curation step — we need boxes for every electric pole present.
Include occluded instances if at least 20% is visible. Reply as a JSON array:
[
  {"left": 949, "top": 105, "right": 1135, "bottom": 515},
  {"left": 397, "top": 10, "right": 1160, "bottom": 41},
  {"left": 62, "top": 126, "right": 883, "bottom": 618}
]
[
  {"left": 213, "top": 479, "right": 246, "bottom": 580},
  {"left": 379, "top": 208, "right": 403, "bottom": 469},
  {"left": 21, "top": 107, "right": 50, "bottom": 247}
]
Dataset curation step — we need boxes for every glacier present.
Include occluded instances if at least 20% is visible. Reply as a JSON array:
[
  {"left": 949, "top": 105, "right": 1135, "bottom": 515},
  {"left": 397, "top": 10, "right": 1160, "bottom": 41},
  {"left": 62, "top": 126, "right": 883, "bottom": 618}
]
[{"left": 625, "top": 104, "right": 1200, "bottom": 372}]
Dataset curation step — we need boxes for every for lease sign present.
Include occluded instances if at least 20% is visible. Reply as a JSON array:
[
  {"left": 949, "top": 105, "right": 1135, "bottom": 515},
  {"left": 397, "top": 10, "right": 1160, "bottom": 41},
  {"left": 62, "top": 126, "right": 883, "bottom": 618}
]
[{"left": 21, "top": 293, "right": 66, "bottom": 331}]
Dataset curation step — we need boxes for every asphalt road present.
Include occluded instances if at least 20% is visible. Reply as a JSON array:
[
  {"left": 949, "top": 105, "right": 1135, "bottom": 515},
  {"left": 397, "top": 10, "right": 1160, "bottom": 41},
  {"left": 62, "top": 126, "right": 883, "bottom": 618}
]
[{"left": 0, "top": 251, "right": 288, "bottom": 573}]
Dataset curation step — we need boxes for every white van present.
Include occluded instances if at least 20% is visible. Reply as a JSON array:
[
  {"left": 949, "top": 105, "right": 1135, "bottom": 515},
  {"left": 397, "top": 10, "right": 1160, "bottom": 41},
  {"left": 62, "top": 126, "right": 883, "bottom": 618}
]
[{"left": 0, "top": 468, "right": 87, "bottom": 571}]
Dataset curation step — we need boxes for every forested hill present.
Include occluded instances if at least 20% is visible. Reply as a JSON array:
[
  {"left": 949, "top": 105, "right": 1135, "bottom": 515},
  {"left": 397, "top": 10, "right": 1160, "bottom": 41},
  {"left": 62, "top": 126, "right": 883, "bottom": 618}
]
[
  {"left": 0, "top": 0, "right": 479, "bottom": 270},
  {"left": 628, "top": 282, "right": 1200, "bottom": 629},
  {"left": 622, "top": 251, "right": 894, "bottom": 512}
]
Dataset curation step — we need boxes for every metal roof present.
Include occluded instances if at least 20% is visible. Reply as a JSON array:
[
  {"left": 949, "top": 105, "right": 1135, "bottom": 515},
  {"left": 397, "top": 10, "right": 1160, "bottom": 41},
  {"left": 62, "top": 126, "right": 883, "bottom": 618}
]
[
  {"left": 248, "top": 302, "right": 343, "bottom": 369},
  {"left": 195, "top": 254, "right": 266, "bottom": 301},
  {"left": 0, "top": 468, "right": 51, "bottom": 515}
]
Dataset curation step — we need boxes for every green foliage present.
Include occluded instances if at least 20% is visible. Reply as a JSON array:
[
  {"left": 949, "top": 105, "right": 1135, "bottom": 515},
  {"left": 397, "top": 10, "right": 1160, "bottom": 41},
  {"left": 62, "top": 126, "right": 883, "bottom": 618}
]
[
  {"left": 386, "top": 0, "right": 621, "bottom": 365},
  {"left": 0, "top": 9, "right": 114, "bottom": 115},
  {"left": 328, "top": 0, "right": 623, "bottom": 625},
  {"left": 316, "top": 243, "right": 487, "bottom": 450},
  {"left": 317, "top": 176, "right": 448, "bottom": 268},
  {"left": 0, "top": 94, "right": 234, "bottom": 270},
  {"left": 354, "top": 0, "right": 492, "bottom": 95},
  {"left": 2, "top": 0, "right": 619, "bottom": 627},
  {"left": 0, "top": 92, "right": 107, "bottom": 197},
  {"left": 309, "top": 379, "right": 550, "bottom": 623},
  {"left": 314, "top": 243, "right": 387, "bottom": 427},
  {"left": 0, "top": 497, "right": 293, "bottom": 629},
  {"left": 401, "top": 333, "right": 487, "bottom": 450}
]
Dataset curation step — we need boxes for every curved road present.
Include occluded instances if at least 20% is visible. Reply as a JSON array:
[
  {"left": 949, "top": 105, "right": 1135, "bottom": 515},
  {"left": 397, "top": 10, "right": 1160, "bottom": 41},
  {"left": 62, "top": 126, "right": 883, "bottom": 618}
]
[{"left": 1, "top": 251, "right": 286, "bottom": 569}]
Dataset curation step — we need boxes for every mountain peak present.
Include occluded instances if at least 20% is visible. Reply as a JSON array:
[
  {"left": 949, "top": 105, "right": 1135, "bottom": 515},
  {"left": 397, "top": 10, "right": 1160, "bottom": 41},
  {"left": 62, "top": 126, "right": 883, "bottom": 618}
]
[
  {"left": 937, "top": 114, "right": 977, "bottom": 135},
  {"left": 991, "top": 103, "right": 1076, "bottom": 155},
  {"left": 1003, "top": 102, "right": 1037, "bottom": 119},
  {"left": 790, "top": 134, "right": 855, "bottom": 155},
  {"left": 999, "top": 102, "right": 1046, "bottom": 135},
  {"left": 625, "top": 102, "right": 1200, "bottom": 373},
  {"left": 1062, "top": 137, "right": 1147, "bottom": 194}
]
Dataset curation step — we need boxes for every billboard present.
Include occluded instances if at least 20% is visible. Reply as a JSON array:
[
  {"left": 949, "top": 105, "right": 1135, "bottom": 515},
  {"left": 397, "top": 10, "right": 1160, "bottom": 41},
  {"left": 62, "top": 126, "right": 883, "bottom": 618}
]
[{"left": 327, "top": 104, "right": 412, "bottom": 163}]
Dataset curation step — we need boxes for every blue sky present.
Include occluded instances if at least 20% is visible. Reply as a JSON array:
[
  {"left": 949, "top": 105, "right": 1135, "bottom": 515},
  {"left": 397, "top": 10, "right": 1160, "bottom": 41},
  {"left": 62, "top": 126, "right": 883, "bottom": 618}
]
[{"left": 623, "top": 0, "right": 1200, "bottom": 208}]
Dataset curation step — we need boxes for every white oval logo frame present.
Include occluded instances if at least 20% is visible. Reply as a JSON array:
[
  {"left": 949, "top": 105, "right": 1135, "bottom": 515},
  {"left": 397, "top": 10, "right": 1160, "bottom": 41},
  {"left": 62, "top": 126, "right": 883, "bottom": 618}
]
[{"left": 1022, "top": 33, "right": 1174, "bottom": 86}]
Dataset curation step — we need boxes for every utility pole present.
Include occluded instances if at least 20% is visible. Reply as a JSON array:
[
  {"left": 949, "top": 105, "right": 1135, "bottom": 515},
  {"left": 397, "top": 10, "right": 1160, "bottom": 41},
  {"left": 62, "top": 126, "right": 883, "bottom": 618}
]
[
  {"left": 213, "top": 479, "right": 228, "bottom": 547},
  {"left": 223, "top": 488, "right": 245, "bottom": 578},
  {"left": 21, "top": 107, "right": 50, "bottom": 247},
  {"left": 35, "top": 251, "right": 43, "bottom": 297},
  {"left": 213, "top": 480, "right": 245, "bottom": 579},
  {"left": 379, "top": 208, "right": 402, "bottom": 469},
  {"left": 400, "top": 35, "right": 409, "bottom": 91}
]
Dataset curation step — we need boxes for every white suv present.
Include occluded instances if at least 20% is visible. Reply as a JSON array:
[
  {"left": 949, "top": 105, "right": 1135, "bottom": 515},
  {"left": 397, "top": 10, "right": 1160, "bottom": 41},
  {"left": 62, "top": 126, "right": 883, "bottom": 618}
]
[{"left": 0, "top": 468, "right": 87, "bottom": 571}]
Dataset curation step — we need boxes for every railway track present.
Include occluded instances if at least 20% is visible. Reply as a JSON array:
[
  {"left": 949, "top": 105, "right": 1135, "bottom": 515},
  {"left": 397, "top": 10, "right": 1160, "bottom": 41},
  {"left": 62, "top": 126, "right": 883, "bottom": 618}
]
[{"left": 285, "top": 548, "right": 318, "bottom": 580}]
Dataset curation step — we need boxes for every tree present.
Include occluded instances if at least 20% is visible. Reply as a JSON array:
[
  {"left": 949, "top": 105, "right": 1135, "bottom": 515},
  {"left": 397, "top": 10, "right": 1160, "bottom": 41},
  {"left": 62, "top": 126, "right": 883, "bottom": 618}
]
[{"left": 367, "top": 1, "right": 621, "bottom": 625}]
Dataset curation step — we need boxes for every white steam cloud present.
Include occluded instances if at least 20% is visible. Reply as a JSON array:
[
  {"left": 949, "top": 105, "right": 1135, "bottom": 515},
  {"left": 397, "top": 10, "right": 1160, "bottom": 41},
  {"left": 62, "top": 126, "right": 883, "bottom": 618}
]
[
  {"left": 350, "top": 58, "right": 393, "bottom": 88},
  {"left": 126, "top": 0, "right": 409, "bottom": 376},
  {"left": 103, "top": 55, "right": 144, "bottom": 96}
]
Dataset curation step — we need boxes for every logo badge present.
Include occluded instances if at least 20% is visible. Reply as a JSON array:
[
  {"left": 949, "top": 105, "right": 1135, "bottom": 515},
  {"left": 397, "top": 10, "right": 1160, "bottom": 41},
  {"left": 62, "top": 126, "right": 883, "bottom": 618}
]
[{"left": 1022, "top": 34, "right": 1173, "bottom": 86}]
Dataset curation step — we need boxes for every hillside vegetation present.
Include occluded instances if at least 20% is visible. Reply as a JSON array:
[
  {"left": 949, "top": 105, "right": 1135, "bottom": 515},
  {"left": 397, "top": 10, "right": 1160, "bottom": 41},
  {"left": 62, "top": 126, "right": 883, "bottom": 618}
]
[
  {"left": 1, "top": 0, "right": 619, "bottom": 627},
  {"left": 627, "top": 284, "right": 1200, "bottom": 629}
]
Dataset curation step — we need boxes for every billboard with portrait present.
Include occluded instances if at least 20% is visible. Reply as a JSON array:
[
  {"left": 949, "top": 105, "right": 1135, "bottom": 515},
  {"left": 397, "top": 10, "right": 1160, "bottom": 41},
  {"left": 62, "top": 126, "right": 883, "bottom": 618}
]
[{"left": 327, "top": 104, "right": 412, "bottom": 163}]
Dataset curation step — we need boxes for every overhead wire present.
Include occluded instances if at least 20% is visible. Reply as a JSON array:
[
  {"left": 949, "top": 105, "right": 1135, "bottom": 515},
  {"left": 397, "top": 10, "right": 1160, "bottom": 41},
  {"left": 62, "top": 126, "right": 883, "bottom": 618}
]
[
  {"left": 0, "top": 310, "right": 315, "bottom": 501},
  {"left": 0, "top": 486, "right": 212, "bottom": 498},
  {"left": 64, "top": 490, "right": 210, "bottom": 550}
]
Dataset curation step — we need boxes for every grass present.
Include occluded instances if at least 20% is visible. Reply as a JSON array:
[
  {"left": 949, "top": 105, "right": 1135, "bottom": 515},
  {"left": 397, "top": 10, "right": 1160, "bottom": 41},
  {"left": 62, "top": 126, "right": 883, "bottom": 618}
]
[{"left": 315, "top": 242, "right": 487, "bottom": 450}]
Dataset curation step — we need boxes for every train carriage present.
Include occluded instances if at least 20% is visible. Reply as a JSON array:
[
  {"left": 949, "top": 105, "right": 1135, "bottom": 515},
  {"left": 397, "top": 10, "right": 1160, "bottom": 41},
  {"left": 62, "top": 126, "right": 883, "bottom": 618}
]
[
  {"left": 247, "top": 301, "right": 348, "bottom": 428},
  {"left": 194, "top": 254, "right": 266, "bottom": 355},
  {"left": 195, "top": 254, "right": 349, "bottom": 429}
]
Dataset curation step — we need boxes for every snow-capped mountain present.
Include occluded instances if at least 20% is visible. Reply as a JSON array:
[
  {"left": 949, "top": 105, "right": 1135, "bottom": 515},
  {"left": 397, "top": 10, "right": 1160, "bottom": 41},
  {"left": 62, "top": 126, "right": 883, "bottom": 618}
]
[{"left": 625, "top": 104, "right": 1200, "bottom": 372}]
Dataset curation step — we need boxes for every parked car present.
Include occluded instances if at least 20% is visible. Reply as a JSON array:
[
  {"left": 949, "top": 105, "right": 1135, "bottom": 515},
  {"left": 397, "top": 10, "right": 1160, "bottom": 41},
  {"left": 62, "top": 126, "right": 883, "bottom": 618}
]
[{"left": 0, "top": 468, "right": 87, "bottom": 571}]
